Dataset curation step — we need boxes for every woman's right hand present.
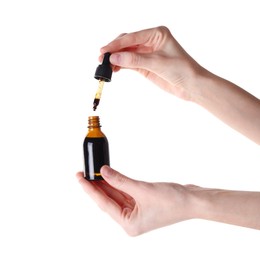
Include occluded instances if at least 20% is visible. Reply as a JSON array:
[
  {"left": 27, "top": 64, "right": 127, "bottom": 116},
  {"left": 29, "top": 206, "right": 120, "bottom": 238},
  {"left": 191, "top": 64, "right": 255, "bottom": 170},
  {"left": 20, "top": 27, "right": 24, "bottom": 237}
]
[
  {"left": 101, "top": 26, "right": 260, "bottom": 144},
  {"left": 100, "top": 26, "right": 204, "bottom": 101}
]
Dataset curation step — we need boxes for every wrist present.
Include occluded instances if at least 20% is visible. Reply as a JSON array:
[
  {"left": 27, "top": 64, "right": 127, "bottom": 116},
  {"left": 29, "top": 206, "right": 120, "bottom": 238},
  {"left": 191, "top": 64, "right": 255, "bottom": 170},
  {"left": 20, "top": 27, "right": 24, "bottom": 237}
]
[
  {"left": 174, "top": 61, "right": 213, "bottom": 104},
  {"left": 187, "top": 185, "right": 221, "bottom": 220},
  {"left": 188, "top": 186, "right": 260, "bottom": 229},
  {"left": 183, "top": 185, "right": 211, "bottom": 220},
  {"left": 186, "top": 66, "right": 217, "bottom": 105}
]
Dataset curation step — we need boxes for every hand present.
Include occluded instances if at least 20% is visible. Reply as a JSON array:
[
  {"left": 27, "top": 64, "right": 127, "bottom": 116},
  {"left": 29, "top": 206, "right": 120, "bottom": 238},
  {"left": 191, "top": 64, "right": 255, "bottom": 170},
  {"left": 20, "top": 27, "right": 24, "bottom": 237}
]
[
  {"left": 100, "top": 26, "right": 260, "bottom": 144},
  {"left": 76, "top": 165, "right": 195, "bottom": 236},
  {"left": 77, "top": 166, "right": 260, "bottom": 235},
  {"left": 100, "top": 26, "right": 203, "bottom": 101}
]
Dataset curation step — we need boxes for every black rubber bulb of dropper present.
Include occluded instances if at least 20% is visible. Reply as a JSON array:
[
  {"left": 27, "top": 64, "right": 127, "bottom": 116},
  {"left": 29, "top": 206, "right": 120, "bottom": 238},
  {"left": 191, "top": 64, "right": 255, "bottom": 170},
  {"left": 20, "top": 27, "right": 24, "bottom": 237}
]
[{"left": 94, "top": 52, "right": 112, "bottom": 82}]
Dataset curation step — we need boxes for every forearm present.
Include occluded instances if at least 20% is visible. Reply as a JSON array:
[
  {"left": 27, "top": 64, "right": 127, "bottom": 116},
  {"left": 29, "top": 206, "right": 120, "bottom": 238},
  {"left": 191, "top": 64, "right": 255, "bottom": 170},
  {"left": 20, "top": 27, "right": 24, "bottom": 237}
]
[
  {"left": 190, "top": 70, "right": 260, "bottom": 144},
  {"left": 191, "top": 187, "right": 260, "bottom": 229}
]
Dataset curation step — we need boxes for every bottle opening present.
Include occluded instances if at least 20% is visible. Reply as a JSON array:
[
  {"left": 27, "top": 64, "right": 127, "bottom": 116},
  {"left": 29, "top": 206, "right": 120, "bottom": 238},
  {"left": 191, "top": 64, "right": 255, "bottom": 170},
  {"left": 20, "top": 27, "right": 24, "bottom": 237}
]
[{"left": 88, "top": 116, "right": 101, "bottom": 128}]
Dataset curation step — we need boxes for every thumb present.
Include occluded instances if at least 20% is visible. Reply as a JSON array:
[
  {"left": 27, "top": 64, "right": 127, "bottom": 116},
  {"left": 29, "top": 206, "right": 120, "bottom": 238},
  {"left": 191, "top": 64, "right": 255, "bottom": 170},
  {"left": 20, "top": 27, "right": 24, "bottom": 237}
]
[
  {"left": 110, "top": 52, "right": 148, "bottom": 69},
  {"left": 101, "top": 165, "right": 137, "bottom": 194}
]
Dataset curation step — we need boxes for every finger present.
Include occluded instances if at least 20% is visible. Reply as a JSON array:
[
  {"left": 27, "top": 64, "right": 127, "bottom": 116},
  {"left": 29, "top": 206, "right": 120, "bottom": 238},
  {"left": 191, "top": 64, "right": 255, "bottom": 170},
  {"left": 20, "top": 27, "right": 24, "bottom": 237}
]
[
  {"left": 76, "top": 171, "right": 83, "bottom": 180},
  {"left": 109, "top": 51, "right": 160, "bottom": 71},
  {"left": 98, "top": 33, "right": 127, "bottom": 63},
  {"left": 97, "top": 54, "right": 121, "bottom": 72},
  {"left": 115, "top": 33, "right": 127, "bottom": 39},
  {"left": 100, "top": 27, "right": 157, "bottom": 54},
  {"left": 76, "top": 171, "right": 104, "bottom": 196},
  {"left": 76, "top": 171, "right": 134, "bottom": 227},
  {"left": 97, "top": 180, "right": 135, "bottom": 210},
  {"left": 101, "top": 165, "right": 138, "bottom": 196},
  {"left": 76, "top": 171, "right": 126, "bottom": 214},
  {"left": 100, "top": 33, "right": 127, "bottom": 54}
]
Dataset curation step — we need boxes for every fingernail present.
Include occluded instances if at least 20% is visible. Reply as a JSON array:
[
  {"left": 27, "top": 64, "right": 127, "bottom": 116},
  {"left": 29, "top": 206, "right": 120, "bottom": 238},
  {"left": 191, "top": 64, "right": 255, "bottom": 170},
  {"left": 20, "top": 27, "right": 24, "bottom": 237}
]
[
  {"left": 101, "top": 165, "right": 111, "bottom": 178},
  {"left": 76, "top": 171, "right": 84, "bottom": 180},
  {"left": 110, "top": 53, "right": 121, "bottom": 65},
  {"left": 100, "top": 47, "right": 106, "bottom": 53}
]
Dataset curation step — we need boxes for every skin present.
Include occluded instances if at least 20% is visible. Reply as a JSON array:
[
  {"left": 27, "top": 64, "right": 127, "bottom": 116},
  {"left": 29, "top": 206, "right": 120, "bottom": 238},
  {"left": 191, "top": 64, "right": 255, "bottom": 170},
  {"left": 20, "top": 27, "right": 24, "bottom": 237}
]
[{"left": 77, "top": 26, "right": 260, "bottom": 236}]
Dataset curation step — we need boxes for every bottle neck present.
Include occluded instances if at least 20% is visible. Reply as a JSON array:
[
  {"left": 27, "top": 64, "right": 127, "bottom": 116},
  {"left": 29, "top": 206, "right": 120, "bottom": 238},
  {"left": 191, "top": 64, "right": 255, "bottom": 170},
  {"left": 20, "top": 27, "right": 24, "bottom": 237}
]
[
  {"left": 87, "top": 116, "right": 105, "bottom": 138},
  {"left": 88, "top": 116, "right": 101, "bottom": 128}
]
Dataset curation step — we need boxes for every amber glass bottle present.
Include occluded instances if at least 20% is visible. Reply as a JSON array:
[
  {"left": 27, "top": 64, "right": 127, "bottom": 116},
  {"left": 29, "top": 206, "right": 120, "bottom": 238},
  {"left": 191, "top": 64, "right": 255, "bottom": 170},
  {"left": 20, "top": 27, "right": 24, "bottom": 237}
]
[{"left": 83, "top": 116, "right": 110, "bottom": 180}]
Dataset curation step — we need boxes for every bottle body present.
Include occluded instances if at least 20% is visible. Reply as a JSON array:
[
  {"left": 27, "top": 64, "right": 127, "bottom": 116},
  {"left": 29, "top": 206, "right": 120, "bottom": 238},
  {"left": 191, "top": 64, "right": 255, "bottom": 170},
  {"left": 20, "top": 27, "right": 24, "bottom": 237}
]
[{"left": 83, "top": 116, "right": 109, "bottom": 180}]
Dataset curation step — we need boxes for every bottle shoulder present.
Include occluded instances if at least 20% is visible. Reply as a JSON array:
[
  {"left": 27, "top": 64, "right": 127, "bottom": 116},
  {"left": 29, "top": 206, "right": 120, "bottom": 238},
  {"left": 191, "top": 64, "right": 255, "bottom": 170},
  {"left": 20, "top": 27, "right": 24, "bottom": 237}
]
[{"left": 86, "top": 128, "right": 106, "bottom": 138}]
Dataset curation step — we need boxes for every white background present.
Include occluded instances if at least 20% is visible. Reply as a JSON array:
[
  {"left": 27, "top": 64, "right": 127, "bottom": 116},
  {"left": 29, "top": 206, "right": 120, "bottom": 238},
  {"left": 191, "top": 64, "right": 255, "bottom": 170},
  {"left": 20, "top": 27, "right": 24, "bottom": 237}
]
[{"left": 0, "top": 0, "right": 260, "bottom": 259}]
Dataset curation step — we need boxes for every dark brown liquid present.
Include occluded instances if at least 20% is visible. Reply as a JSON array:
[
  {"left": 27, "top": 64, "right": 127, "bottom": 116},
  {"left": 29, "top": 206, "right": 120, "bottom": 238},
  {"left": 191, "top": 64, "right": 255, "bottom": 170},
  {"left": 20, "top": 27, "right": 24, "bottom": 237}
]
[
  {"left": 93, "top": 98, "right": 100, "bottom": 111},
  {"left": 83, "top": 137, "right": 109, "bottom": 180}
]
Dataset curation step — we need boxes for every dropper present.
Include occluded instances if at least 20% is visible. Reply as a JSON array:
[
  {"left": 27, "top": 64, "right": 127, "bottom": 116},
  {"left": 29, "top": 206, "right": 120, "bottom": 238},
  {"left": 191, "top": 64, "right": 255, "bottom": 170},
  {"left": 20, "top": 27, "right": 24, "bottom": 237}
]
[{"left": 93, "top": 52, "right": 112, "bottom": 111}]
